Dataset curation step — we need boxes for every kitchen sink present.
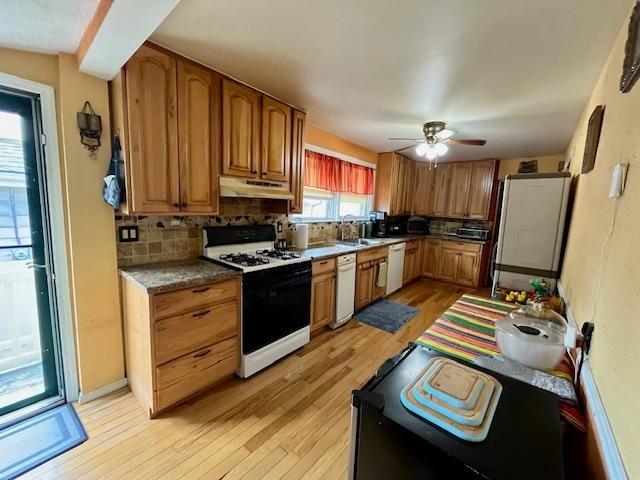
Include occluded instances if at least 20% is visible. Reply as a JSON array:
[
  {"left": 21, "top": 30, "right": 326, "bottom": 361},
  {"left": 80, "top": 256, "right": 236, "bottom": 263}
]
[{"left": 337, "top": 238, "right": 382, "bottom": 247}]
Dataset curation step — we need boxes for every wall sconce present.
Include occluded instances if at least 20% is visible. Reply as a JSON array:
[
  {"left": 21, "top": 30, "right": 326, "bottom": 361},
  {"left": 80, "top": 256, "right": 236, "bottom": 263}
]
[{"left": 77, "top": 101, "right": 102, "bottom": 155}]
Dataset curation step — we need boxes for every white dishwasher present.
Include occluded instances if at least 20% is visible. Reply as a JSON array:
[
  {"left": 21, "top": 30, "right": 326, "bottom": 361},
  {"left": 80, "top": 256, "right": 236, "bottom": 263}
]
[
  {"left": 330, "top": 253, "right": 356, "bottom": 329},
  {"left": 386, "top": 242, "right": 406, "bottom": 295}
]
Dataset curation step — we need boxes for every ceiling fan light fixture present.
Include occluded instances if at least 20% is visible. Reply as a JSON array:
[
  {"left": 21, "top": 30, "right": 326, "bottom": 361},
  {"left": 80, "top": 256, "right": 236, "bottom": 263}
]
[
  {"left": 425, "top": 146, "right": 438, "bottom": 160},
  {"left": 434, "top": 142, "right": 449, "bottom": 156},
  {"left": 415, "top": 143, "right": 429, "bottom": 156},
  {"left": 436, "top": 128, "right": 455, "bottom": 140}
]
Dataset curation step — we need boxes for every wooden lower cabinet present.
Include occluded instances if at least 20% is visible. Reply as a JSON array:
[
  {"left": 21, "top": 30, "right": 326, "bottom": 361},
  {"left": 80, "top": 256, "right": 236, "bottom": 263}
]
[
  {"left": 421, "top": 238, "right": 483, "bottom": 287},
  {"left": 403, "top": 240, "right": 421, "bottom": 284},
  {"left": 121, "top": 275, "right": 241, "bottom": 417},
  {"left": 311, "top": 259, "right": 336, "bottom": 332},
  {"left": 355, "top": 247, "right": 388, "bottom": 310},
  {"left": 355, "top": 262, "right": 375, "bottom": 310},
  {"left": 421, "top": 239, "right": 441, "bottom": 279},
  {"left": 438, "top": 244, "right": 461, "bottom": 283}
]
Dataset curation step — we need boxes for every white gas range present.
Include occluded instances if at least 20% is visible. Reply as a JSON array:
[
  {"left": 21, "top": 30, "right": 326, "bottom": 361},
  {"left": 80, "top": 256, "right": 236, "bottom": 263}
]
[{"left": 202, "top": 225, "right": 312, "bottom": 377}]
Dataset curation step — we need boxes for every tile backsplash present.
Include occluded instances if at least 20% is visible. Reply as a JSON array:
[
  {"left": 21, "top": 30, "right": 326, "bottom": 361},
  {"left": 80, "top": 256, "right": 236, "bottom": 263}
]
[{"left": 115, "top": 197, "right": 362, "bottom": 266}]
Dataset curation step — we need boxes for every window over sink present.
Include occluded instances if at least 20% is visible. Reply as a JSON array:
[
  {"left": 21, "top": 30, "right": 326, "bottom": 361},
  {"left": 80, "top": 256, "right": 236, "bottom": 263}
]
[
  {"left": 293, "top": 149, "right": 375, "bottom": 222},
  {"left": 294, "top": 187, "right": 372, "bottom": 222}
]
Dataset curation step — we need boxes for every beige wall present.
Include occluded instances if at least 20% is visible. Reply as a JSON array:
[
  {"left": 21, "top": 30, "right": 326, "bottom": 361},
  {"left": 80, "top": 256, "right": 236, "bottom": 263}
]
[
  {"left": 57, "top": 54, "right": 124, "bottom": 394},
  {"left": 0, "top": 47, "right": 124, "bottom": 395},
  {"left": 306, "top": 124, "right": 378, "bottom": 164},
  {"left": 560, "top": 7, "right": 639, "bottom": 477},
  {"left": 497, "top": 154, "right": 565, "bottom": 179}
]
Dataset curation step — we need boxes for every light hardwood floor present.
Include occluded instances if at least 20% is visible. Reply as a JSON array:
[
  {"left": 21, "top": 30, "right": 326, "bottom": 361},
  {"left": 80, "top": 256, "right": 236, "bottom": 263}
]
[{"left": 24, "top": 280, "right": 474, "bottom": 480}]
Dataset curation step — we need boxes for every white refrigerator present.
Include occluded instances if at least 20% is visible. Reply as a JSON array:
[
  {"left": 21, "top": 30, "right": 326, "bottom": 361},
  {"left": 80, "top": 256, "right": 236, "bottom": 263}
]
[{"left": 492, "top": 172, "right": 571, "bottom": 293}]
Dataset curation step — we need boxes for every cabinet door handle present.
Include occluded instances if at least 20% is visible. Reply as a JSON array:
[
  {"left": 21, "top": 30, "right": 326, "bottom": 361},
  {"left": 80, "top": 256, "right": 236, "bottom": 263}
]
[
  {"left": 193, "top": 349, "right": 211, "bottom": 358},
  {"left": 192, "top": 309, "right": 211, "bottom": 318},
  {"left": 320, "top": 261, "right": 328, "bottom": 265},
  {"left": 181, "top": 203, "right": 188, "bottom": 208},
  {"left": 262, "top": 172, "right": 268, "bottom": 176},
  {"left": 192, "top": 287, "right": 211, "bottom": 294},
  {"left": 251, "top": 170, "right": 257, "bottom": 174},
  {"left": 173, "top": 203, "right": 180, "bottom": 208}
]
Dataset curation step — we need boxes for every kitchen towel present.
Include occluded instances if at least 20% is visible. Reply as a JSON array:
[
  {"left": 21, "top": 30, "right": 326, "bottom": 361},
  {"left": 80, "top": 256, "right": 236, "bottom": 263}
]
[{"left": 376, "top": 261, "right": 387, "bottom": 288}]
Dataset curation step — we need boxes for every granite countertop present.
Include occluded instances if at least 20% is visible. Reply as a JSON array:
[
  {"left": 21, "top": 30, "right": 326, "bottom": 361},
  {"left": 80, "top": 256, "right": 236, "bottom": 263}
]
[
  {"left": 294, "top": 234, "right": 487, "bottom": 260},
  {"left": 119, "top": 258, "right": 240, "bottom": 294}
]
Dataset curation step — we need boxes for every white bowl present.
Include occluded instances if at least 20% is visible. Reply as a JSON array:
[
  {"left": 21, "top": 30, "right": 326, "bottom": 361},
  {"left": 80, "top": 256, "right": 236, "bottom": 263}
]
[{"left": 495, "top": 316, "right": 566, "bottom": 371}]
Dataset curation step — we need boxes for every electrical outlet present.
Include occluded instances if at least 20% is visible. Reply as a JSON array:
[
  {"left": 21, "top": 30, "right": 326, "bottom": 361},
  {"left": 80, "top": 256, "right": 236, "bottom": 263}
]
[{"left": 118, "top": 225, "right": 139, "bottom": 242}]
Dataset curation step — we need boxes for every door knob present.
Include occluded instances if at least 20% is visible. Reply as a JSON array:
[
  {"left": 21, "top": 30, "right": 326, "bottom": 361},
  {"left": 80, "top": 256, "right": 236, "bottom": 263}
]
[{"left": 27, "top": 262, "right": 47, "bottom": 270}]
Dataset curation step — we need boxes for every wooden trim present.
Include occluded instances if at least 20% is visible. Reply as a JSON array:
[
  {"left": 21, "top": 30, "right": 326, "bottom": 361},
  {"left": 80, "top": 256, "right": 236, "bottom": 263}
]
[
  {"left": 557, "top": 281, "right": 628, "bottom": 480},
  {"left": 76, "top": 0, "right": 114, "bottom": 64}
]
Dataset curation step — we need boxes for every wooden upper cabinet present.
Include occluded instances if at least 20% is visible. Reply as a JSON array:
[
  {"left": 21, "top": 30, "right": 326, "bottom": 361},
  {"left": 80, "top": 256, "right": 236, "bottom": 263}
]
[
  {"left": 402, "top": 158, "right": 416, "bottom": 214},
  {"left": 125, "top": 46, "right": 180, "bottom": 213},
  {"left": 430, "top": 164, "right": 451, "bottom": 216},
  {"left": 289, "top": 110, "right": 306, "bottom": 214},
  {"left": 261, "top": 97, "right": 291, "bottom": 182},
  {"left": 375, "top": 153, "right": 416, "bottom": 215},
  {"left": 222, "top": 80, "right": 260, "bottom": 178},
  {"left": 413, "top": 164, "right": 434, "bottom": 215},
  {"left": 177, "top": 62, "right": 221, "bottom": 214},
  {"left": 446, "top": 162, "right": 473, "bottom": 217},
  {"left": 467, "top": 160, "right": 496, "bottom": 220}
]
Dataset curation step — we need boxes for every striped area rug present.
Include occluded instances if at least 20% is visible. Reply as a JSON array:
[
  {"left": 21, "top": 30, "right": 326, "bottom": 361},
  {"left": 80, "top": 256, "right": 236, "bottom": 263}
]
[{"left": 415, "top": 294, "right": 586, "bottom": 431}]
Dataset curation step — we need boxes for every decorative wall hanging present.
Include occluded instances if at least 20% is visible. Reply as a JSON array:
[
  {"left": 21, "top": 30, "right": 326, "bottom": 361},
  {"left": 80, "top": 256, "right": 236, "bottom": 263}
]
[
  {"left": 582, "top": 105, "right": 604, "bottom": 174},
  {"left": 620, "top": 0, "right": 640, "bottom": 93},
  {"left": 77, "top": 101, "right": 102, "bottom": 155},
  {"left": 517, "top": 160, "right": 538, "bottom": 174}
]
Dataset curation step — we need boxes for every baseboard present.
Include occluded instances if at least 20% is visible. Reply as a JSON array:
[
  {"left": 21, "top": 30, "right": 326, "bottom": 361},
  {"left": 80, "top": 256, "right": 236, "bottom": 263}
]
[
  {"left": 77, "top": 378, "right": 128, "bottom": 405},
  {"left": 557, "top": 281, "right": 628, "bottom": 480}
]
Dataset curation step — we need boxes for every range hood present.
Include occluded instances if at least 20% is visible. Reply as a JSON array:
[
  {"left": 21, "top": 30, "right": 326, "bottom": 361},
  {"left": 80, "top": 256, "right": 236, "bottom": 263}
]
[{"left": 219, "top": 176, "right": 294, "bottom": 200}]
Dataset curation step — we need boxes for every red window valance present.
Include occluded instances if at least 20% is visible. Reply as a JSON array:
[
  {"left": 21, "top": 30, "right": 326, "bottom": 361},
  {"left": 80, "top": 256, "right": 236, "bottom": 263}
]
[{"left": 304, "top": 150, "right": 374, "bottom": 195}]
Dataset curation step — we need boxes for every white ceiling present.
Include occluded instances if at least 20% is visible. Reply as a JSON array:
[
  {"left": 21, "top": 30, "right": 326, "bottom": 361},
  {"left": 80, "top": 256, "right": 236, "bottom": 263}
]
[
  {"left": 152, "top": 0, "right": 632, "bottom": 162},
  {"left": 0, "top": 0, "right": 100, "bottom": 54}
]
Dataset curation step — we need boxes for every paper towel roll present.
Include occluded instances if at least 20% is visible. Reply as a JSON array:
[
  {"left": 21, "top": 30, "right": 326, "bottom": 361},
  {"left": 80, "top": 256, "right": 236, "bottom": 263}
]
[{"left": 295, "top": 224, "right": 309, "bottom": 249}]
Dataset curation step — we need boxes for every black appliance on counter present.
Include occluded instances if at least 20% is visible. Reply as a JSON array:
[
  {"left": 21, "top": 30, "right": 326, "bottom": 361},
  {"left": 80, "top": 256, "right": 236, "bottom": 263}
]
[
  {"left": 369, "top": 211, "right": 388, "bottom": 237},
  {"left": 350, "top": 344, "right": 564, "bottom": 479},
  {"left": 385, "top": 215, "right": 408, "bottom": 235},
  {"left": 407, "top": 216, "right": 430, "bottom": 234}
]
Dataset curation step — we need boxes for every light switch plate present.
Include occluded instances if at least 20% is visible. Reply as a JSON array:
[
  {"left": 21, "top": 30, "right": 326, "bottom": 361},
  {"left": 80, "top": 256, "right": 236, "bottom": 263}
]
[{"left": 118, "top": 225, "right": 139, "bottom": 242}]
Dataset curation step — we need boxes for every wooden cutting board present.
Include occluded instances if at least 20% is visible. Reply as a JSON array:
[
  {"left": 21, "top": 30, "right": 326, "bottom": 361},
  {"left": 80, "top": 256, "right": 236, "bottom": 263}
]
[
  {"left": 400, "top": 356, "right": 502, "bottom": 442},
  {"left": 422, "top": 358, "right": 485, "bottom": 410}
]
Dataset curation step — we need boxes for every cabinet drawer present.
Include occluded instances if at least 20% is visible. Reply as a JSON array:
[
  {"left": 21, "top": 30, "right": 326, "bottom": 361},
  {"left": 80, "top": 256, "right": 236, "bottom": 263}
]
[
  {"left": 405, "top": 240, "right": 420, "bottom": 251},
  {"left": 155, "top": 336, "right": 237, "bottom": 409},
  {"left": 155, "top": 299, "right": 238, "bottom": 365},
  {"left": 312, "top": 258, "right": 336, "bottom": 276},
  {"left": 155, "top": 348, "right": 237, "bottom": 411},
  {"left": 442, "top": 241, "right": 482, "bottom": 254},
  {"left": 153, "top": 279, "right": 238, "bottom": 319},
  {"left": 357, "top": 246, "right": 388, "bottom": 264}
]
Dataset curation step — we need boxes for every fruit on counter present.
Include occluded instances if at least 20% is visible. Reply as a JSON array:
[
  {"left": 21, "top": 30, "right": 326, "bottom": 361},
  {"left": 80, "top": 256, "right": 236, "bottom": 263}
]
[{"left": 516, "top": 291, "right": 527, "bottom": 304}]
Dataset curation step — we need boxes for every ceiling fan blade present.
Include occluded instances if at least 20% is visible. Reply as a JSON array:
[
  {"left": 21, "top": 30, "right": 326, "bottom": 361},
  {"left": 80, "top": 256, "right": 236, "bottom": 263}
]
[
  {"left": 388, "top": 137, "right": 423, "bottom": 141},
  {"left": 435, "top": 129, "right": 456, "bottom": 140},
  {"left": 447, "top": 139, "right": 487, "bottom": 146},
  {"left": 394, "top": 143, "right": 419, "bottom": 153}
]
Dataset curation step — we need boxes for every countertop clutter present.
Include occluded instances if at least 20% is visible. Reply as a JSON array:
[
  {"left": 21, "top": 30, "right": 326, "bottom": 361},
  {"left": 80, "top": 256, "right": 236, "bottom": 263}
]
[
  {"left": 293, "top": 233, "right": 487, "bottom": 261},
  {"left": 119, "top": 258, "right": 240, "bottom": 294}
]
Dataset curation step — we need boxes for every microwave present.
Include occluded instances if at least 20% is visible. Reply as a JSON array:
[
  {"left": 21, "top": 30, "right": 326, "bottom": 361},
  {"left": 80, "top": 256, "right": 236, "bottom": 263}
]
[{"left": 407, "top": 217, "right": 429, "bottom": 234}]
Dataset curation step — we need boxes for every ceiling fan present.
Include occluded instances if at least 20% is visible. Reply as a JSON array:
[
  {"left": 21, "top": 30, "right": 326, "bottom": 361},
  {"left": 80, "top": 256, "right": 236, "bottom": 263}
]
[{"left": 389, "top": 121, "right": 486, "bottom": 166}]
